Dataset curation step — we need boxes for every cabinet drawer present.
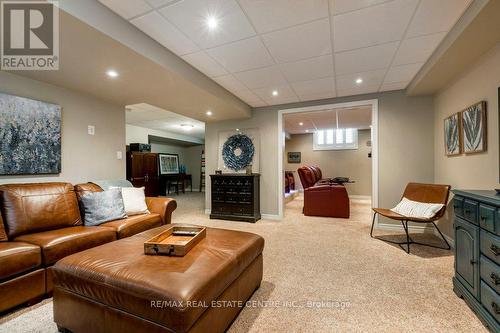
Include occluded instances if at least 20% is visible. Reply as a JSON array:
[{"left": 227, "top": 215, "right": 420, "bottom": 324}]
[
  {"left": 481, "top": 255, "right": 500, "bottom": 294},
  {"left": 481, "top": 281, "right": 500, "bottom": 322},
  {"left": 454, "top": 196, "right": 464, "bottom": 218},
  {"left": 463, "top": 199, "right": 478, "bottom": 224},
  {"left": 481, "top": 230, "right": 500, "bottom": 265},
  {"left": 480, "top": 203, "right": 496, "bottom": 234},
  {"left": 232, "top": 205, "right": 252, "bottom": 216}
]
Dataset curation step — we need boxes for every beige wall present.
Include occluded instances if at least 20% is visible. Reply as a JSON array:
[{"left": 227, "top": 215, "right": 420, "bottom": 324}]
[
  {"left": 434, "top": 43, "right": 500, "bottom": 237},
  {"left": 0, "top": 72, "right": 126, "bottom": 184},
  {"left": 285, "top": 130, "right": 372, "bottom": 196},
  {"left": 205, "top": 91, "right": 435, "bottom": 217}
]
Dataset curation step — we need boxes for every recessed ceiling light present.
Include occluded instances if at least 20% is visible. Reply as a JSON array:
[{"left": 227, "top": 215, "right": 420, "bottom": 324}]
[
  {"left": 180, "top": 124, "right": 194, "bottom": 131},
  {"left": 206, "top": 15, "right": 218, "bottom": 30},
  {"left": 355, "top": 78, "right": 363, "bottom": 84},
  {"left": 206, "top": 110, "right": 212, "bottom": 116},
  {"left": 299, "top": 122, "right": 304, "bottom": 126},
  {"left": 106, "top": 69, "right": 119, "bottom": 78},
  {"left": 305, "top": 129, "right": 309, "bottom": 133},
  {"left": 236, "top": 128, "right": 240, "bottom": 131},
  {"left": 272, "top": 90, "right": 278, "bottom": 96}
]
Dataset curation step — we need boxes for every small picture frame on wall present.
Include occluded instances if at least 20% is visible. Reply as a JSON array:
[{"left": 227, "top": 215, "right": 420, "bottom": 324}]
[
  {"left": 444, "top": 112, "right": 461, "bottom": 156},
  {"left": 287, "top": 152, "right": 301, "bottom": 163},
  {"left": 159, "top": 153, "right": 180, "bottom": 175},
  {"left": 461, "top": 101, "right": 487, "bottom": 154}
]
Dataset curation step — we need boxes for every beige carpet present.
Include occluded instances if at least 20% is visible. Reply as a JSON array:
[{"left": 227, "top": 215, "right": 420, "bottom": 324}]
[{"left": 0, "top": 192, "right": 486, "bottom": 332}]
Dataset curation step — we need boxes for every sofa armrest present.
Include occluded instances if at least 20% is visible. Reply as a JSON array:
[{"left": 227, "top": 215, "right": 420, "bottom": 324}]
[{"left": 145, "top": 197, "right": 177, "bottom": 225}]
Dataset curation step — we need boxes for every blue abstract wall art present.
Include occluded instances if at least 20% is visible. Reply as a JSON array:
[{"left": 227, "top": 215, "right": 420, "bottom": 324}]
[{"left": 0, "top": 92, "right": 61, "bottom": 175}]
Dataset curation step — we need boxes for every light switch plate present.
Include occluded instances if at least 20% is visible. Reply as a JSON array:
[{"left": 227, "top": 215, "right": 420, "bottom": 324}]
[
  {"left": 87, "top": 125, "right": 95, "bottom": 135},
  {"left": 116, "top": 151, "right": 123, "bottom": 160}
]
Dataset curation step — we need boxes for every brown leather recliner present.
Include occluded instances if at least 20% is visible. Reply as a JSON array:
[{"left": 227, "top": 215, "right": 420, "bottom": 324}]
[
  {"left": 297, "top": 166, "right": 350, "bottom": 218},
  {"left": 0, "top": 182, "right": 177, "bottom": 313}
]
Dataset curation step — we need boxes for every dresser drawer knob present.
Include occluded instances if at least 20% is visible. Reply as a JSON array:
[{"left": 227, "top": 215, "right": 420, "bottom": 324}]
[
  {"left": 492, "top": 302, "right": 500, "bottom": 315},
  {"left": 491, "top": 273, "right": 500, "bottom": 285},
  {"left": 491, "top": 244, "right": 500, "bottom": 256}
]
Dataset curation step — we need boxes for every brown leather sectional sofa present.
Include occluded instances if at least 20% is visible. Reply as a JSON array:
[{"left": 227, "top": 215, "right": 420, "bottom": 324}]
[{"left": 0, "top": 182, "right": 177, "bottom": 313}]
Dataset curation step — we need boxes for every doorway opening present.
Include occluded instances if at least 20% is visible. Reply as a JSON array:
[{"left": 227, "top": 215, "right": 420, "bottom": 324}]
[{"left": 277, "top": 99, "right": 378, "bottom": 219}]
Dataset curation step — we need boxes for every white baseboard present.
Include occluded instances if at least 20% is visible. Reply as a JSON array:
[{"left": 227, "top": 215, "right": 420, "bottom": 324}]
[
  {"left": 375, "top": 222, "right": 454, "bottom": 249},
  {"left": 261, "top": 214, "right": 281, "bottom": 220},
  {"left": 204, "top": 209, "right": 211, "bottom": 215}
]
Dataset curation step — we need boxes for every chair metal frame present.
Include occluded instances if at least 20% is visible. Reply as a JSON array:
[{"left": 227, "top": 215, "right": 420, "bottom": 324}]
[{"left": 370, "top": 183, "right": 451, "bottom": 254}]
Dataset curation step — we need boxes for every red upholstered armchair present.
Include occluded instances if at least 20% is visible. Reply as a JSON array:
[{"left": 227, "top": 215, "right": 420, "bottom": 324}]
[
  {"left": 297, "top": 166, "right": 350, "bottom": 218},
  {"left": 304, "top": 185, "right": 350, "bottom": 218}
]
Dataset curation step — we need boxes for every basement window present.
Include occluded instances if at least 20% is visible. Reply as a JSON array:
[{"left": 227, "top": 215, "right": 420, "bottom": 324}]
[{"left": 313, "top": 128, "right": 358, "bottom": 150}]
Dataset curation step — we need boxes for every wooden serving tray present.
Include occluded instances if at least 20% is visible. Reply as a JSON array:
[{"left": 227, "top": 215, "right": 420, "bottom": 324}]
[{"left": 144, "top": 225, "right": 206, "bottom": 256}]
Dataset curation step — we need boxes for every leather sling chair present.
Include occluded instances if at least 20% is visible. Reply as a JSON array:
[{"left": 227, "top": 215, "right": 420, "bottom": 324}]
[{"left": 370, "top": 182, "right": 451, "bottom": 254}]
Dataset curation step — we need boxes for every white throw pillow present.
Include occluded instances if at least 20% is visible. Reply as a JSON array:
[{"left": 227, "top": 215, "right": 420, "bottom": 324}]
[
  {"left": 111, "top": 186, "right": 149, "bottom": 216},
  {"left": 390, "top": 197, "right": 444, "bottom": 219}
]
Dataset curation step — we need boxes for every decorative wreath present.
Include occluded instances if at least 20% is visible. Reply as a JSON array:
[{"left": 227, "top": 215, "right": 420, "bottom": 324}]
[{"left": 222, "top": 134, "right": 255, "bottom": 171}]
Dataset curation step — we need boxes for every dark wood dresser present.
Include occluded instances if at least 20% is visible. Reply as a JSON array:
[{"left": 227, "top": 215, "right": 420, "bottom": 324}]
[
  {"left": 453, "top": 190, "right": 500, "bottom": 332},
  {"left": 210, "top": 174, "right": 260, "bottom": 222}
]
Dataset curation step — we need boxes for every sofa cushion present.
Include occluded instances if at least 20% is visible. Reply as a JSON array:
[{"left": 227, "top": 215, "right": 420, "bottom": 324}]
[
  {"left": 100, "top": 213, "right": 161, "bottom": 239},
  {"left": 80, "top": 189, "right": 127, "bottom": 226},
  {"left": 53, "top": 225, "right": 264, "bottom": 333},
  {"left": 0, "top": 242, "right": 42, "bottom": 280},
  {"left": 0, "top": 213, "right": 7, "bottom": 241},
  {"left": 0, "top": 183, "right": 81, "bottom": 239},
  {"left": 14, "top": 226, "right": 116, "bottom": 266}
]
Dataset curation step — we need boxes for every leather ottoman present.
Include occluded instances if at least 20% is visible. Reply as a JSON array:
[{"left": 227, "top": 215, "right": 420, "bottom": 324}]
[{"left": 52, "top": 225, "right": 264, "bottom": 333}]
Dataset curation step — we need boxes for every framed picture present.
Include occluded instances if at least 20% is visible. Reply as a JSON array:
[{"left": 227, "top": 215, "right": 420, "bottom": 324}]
[
  {"left": 461, "top": 101, "right": 487, "bottom": 154},
  {"left": 288, "top": 152, "right": 301, "bottom": 163},
  {"left": 444, "top": 112, "right": 461, "bottom": 156},
  {"left": 0, "top": 92, "right": 61, "bottom": 175},
  {"left": 159, "top": 154, "right": 180, "bottom": 175}
]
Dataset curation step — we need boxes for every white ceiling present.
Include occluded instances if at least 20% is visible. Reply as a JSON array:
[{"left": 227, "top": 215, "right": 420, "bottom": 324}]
[
  {"left": 284, "top": 106, "right": 372, "bottom": 134},
  {"left": 100, "top": 0, "right": 472, "bottom": 107},
  {"left": 126, "top": 103, "right": 205, "bottom": 139}
]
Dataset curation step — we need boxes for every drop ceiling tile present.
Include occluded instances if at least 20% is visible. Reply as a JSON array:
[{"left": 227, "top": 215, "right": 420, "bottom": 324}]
[
  {"left": 337, "top": 85, "right": 379, "bottom": 97},
  {"left": 182, "top": 51, "right": 227, "bottom": 77},
  {"left": 384, "top": 63, "right": 422, "bottom": 84},
  {"left": 145, "top": 0, "right": 179, "bottom": 8},
  {"left": 159, "top": 0, "right": 256, "bottom": 49},
  {"left": 233, "top": 66, "right": 287, "bottom": 90},
  {"left": 212, "top": 74, "right": 248, "bottom": 92},
  {"left": 333, "top": 0, "right": 418, "bottom": 52},
  {"left": 261, "top": 19, "right": 332, "bottom": 63},
  {"left": 131, "top": 11, "right": 199, "bottom": 55},
  {"left": 406, "top": 0, "right": 472, "bottom": 38},
  {"left": 393, "top": 32, "right": 446, "bottom": 66},
  {"left": 239, "top": 0, "right": 328, "bottom": 34},
  {"left": 253, "top": 85, "right": 299, "bottom": 104},
  {"left": 336, "top": 69, "right": 386, "bottom": 91},
  {"left": 329, "top": 0, "right": 392, "bottom": 15},
  {"left": 279, "top": 55, "right": 334, "bottom": 83},
  {"left": 380, "top": 81, "right": 409, "bottom": 92},
  {"left": 99, "top": 0, "right": 152, "bottom": 20},
  {"left": 334, "top": 42, "right": 398, "bottom": 75},
  {"left": 291, "top": 77, "right": 335, "bottom": 99},
  {"left": 298, "top": 92, "right": 337, "bottom": 102},
  {"left": 207, "top": 37, "right": 274, "bottom": 72}
]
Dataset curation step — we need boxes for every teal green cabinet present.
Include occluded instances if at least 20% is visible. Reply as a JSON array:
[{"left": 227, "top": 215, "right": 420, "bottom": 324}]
[
  {"left": 455, "top": 217, "right": 479, "bottom": 298},
  {"left": 453, "top": 190, "right": 500, "bottom": 332}
]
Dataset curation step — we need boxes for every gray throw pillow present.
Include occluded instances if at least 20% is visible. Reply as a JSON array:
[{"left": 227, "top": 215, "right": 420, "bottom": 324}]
[{"left": 80, "top": 188, "right": 127, "bottom": 226}]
